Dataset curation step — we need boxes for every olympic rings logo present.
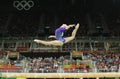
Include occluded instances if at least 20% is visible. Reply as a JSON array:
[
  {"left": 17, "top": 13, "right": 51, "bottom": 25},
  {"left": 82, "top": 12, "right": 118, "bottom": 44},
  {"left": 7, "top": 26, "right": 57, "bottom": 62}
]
[{"left": 13, "top": 0, "right": 34, "bottom": 10}]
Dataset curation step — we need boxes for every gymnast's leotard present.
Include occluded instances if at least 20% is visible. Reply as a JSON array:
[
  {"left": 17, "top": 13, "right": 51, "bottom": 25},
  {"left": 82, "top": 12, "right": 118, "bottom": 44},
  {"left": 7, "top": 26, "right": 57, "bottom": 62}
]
[{"left": 55, "top": 27, "right": 66, "bottom": 42}]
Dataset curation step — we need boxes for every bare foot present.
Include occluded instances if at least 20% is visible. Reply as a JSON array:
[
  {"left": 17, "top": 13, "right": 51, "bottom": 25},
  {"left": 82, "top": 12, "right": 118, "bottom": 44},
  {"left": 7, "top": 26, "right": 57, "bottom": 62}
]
[
  {"left": 34, "top": 39, "right": 40, "bottom": 43},
  {"left": 75, "top": 23, "right": 80, "bottom": 29}
]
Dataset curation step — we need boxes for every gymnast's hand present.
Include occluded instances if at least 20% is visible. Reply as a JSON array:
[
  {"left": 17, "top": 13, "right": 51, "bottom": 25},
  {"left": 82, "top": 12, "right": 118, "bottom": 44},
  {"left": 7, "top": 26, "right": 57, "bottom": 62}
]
[{"left": 69, "top": 24, "right": 75, "bottom": 27}]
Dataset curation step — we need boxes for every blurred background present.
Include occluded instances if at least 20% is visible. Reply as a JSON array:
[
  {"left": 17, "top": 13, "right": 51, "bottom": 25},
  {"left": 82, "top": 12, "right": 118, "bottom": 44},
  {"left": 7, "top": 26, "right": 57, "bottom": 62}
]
[
  {"left": 0, "top": 0, "right": 120, "bottom": 37},
  {"left": 0, "top": 0, "right": 120, "bottom": 79}
]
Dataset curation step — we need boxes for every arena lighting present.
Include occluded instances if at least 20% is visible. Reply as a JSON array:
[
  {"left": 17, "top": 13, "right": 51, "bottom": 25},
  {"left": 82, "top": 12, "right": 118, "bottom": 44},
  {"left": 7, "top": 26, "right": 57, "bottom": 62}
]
[
  {"left": 1, "top": 73, "right": 120, "bottom": 78},
  {"left": 13, "top": 0, "right": 34, "bottom": 10}
]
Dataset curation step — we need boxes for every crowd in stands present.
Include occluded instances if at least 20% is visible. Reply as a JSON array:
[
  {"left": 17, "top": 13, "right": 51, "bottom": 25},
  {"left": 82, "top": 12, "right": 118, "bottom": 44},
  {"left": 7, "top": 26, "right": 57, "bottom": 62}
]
[
  {"left": 0, "top": 51, "right": 120, "bottom": 73},
  {"left": 84, "top": 52, "right": 120, "bottom": 72},
  {"left": 0, "top": 53, "right": 23, "bottom": 72},
  {"left": 27, "top": 57, "right": 61, "bottom": 73}
]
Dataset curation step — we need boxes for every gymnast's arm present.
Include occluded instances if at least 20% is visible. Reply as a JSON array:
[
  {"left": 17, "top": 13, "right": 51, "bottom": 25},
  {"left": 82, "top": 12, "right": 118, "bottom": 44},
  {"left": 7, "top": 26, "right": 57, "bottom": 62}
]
[
  {"left": 62, "top": 24, "right": 75, "bottom": 30},
  {"left": 68, "top": 24, "right": 75, "bottom": 27},
  {"left": 48, "top": 35, "right": 56, "bottom": 39}
]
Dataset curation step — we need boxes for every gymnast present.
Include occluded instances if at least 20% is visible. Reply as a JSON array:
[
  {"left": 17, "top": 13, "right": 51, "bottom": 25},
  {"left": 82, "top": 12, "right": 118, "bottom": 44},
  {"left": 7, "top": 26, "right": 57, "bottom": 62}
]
[{"left": 34, "top": 23, "right": 80, "bottom": 46}]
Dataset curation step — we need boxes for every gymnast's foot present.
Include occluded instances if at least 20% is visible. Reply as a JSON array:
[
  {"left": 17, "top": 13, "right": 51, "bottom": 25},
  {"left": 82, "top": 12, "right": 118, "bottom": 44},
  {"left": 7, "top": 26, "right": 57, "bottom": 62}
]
[
  {"left": 34, "top": 39, "right": 40, "bottom": 43},
  {"left": 75, "top": 23, "right": 80, "bottom": 29}
]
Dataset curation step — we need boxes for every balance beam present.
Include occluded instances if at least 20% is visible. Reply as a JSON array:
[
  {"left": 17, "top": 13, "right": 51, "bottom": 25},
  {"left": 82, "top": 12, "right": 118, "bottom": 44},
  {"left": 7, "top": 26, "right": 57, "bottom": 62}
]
[{"left": 2, "top": 73, "right": 120, "bottom": 78}]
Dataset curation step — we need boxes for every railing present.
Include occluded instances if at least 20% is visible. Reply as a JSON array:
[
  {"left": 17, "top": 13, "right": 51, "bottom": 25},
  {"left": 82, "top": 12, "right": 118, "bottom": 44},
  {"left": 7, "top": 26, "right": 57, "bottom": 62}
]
[
  {"left": 0, "top": 36, "right": 120, "bottom": 52},
  {"left": 0, "top": 36, "right": 120, "bottom": 40}
]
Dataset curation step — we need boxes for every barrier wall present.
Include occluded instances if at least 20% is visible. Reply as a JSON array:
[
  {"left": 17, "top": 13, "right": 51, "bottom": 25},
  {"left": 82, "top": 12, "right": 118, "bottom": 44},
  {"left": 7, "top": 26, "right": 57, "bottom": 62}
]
[{"left": 20, "top": 52, "right": 70, "bottom": 58}]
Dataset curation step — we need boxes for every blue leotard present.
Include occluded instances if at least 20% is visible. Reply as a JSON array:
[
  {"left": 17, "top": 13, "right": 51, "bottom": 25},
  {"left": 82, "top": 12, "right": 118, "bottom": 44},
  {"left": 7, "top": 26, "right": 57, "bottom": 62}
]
[{"left": 55, "top": 27, "right": 66, "bottom": 42}]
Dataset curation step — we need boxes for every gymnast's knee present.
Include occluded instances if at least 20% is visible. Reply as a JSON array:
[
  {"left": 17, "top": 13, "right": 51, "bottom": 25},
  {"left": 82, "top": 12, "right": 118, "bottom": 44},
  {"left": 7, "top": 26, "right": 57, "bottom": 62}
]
[
  {"left": 71, "top": 36, "right": 75, "bottom": 40},
  {"left": 54, "top": 42, "right": 64, "bottom": 46},
  {"left": 59, "top": 43, "right": 64, "bottom": 46}
]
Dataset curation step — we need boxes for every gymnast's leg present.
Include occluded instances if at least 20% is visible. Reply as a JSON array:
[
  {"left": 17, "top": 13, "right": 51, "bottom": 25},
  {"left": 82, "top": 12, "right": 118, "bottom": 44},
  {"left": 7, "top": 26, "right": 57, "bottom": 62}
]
[
  {"left": 64, "top": 23, "right": 80, "bottom": 43},
  {"left": 34, "top": 39, "right": 64, "bottom": 46}
]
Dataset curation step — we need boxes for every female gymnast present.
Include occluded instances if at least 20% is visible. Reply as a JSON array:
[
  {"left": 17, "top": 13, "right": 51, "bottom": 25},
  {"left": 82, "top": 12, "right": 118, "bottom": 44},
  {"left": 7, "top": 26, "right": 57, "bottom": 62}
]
[{"left": 34, "top": 23, "right": 80, "bottom": 46}]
